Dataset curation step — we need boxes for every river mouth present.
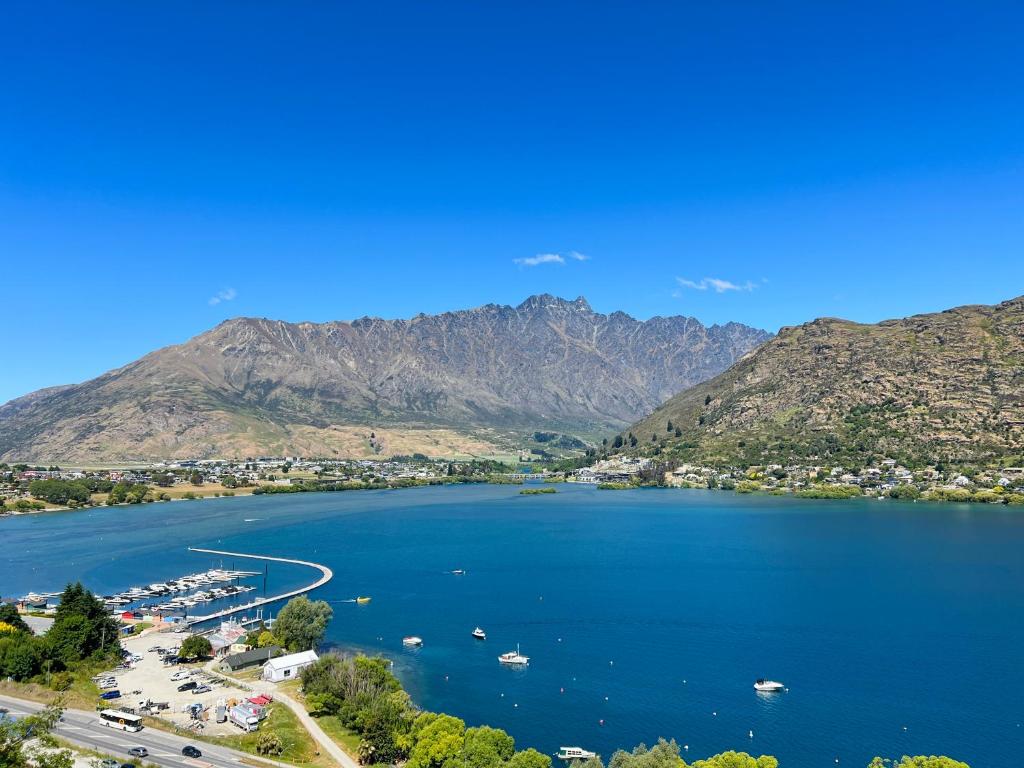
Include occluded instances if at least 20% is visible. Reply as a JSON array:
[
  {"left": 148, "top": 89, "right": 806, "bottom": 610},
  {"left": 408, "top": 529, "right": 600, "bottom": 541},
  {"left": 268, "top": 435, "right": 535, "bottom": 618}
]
[{"left": 4, "top": 483, "right": 1021, "bottom": 768}]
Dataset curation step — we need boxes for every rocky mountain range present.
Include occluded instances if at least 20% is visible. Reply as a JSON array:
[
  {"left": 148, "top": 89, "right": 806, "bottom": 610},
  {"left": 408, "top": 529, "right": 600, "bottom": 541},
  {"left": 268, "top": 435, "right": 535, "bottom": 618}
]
[
  {"left": 0, "top": 295, "right": 770, "bottom": 462},
  {"left": 628, "top": 295, "right": 1024, "bottom": 467}
]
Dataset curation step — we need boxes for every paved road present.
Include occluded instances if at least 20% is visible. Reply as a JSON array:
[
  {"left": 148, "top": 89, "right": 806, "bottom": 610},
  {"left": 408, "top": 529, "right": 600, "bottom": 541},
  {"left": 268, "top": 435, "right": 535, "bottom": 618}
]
[{"left": 0, "top": 693, "right": 295, "bottom": 768}]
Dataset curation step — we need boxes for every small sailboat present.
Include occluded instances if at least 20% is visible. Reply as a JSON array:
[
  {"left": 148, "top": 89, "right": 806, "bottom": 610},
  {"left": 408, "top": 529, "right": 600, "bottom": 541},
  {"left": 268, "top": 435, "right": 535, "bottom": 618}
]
[
  {"left": 472, "top": 627, "right": 486, "bottom": 640},
  {"left": 356, "top": 596, "right": 372, "bottom": 604},
  {"left": 498, "top": 644, "right": 529, "bottom": 665},
  {"left": 403, "top": 636, "right": 424, "bottom": 647},
  {"left": 753, "top": 679, "right": 785, "bottom": 692}
]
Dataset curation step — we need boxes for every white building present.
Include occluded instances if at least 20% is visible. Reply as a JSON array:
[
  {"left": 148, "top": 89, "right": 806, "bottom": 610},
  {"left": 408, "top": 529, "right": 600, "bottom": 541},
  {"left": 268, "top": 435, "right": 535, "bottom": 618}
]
[{"left": 262, "top": 650, "right": 319, "bottom": 682}]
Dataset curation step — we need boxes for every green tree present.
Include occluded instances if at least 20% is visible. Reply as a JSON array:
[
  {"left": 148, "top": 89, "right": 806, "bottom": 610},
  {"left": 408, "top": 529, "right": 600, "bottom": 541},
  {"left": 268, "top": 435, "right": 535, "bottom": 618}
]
[
  {"left": 0, "top": 634, "right": 41, "bottom": 679},
  {"left": 49, "top": 582, "right": 119, "bottom": 661},
  {"left": 689, "top": 752, "right": 778, "bottom": 768},
  {"left": 189, "top": 471, "right": 204, "bottom": 486},
  {"left": 273, "top": 596, "right": 333, "bottom": 652},
  {"left": 509, "top": 748, "right": 553, "bottom": 768},
  {"left": 44, "top": 614, "right": 92, "bottom": 666},
  {"left": 0, "top": 699, "right": 67, "bottom": 768},
  {"left": 407, "top": 712, "right": 466, "bottom": 768},
  {"left": 463, "top": 726, "right": 515, "bottom": 768},
  {"left": 28, "top": 479, "right": 91, "bottom": 506},
  {"left": 609, "top": 739, "right": 685, "bottom": 768},
  {"left": 868, "top": 758, "right": 969, "bottom": 768},
  {"left": 0, "top": 604, "right": 31, "bottom": 634},
  {"left": 179, "top": 634, "right": 213, "bottom": 660},
  {"left": 256, "top": 731, "right": 284, "bottom": 756},
  {"left": 257, "top": 630, "right": 280, "bottom": 648}
]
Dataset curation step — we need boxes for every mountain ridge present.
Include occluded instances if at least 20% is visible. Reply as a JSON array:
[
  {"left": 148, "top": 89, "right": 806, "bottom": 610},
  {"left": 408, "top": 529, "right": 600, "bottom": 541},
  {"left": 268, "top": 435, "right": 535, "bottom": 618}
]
[{"left": 0, "top": 295, "right": 771, "bottom": 462}]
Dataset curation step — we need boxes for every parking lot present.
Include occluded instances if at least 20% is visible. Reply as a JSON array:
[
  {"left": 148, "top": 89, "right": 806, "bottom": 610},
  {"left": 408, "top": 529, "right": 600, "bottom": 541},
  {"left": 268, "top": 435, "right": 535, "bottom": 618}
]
[{"left": 102, "top": 631, "right": 258, "bottom": 737}]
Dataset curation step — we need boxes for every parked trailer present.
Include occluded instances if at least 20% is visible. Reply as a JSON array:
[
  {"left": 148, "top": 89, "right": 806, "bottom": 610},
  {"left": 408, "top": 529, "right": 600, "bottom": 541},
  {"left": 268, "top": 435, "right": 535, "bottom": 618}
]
[{"left": 229, "top": 705, "right": 259, "bottom": 732}]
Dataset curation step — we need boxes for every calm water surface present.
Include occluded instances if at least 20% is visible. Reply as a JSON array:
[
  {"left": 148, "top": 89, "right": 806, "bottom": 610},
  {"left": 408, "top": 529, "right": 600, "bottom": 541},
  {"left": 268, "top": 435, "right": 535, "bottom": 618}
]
[{"left": 2, "top": 484, "right": 1022, "bottom": 767}]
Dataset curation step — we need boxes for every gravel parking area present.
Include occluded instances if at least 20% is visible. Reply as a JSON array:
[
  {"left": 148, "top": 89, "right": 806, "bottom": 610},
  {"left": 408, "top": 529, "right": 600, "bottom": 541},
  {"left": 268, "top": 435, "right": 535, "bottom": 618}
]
[{"left": 108, "top": 631, "right": 250, "bottom": 736}]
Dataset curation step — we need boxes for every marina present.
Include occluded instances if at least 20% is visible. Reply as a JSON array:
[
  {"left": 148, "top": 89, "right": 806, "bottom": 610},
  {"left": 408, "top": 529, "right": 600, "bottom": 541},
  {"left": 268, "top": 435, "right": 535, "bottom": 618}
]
[
  {"left": 17, "top": 549, "right": 331, "bottom": 628},
  {"left": 183, "top": 547, "right": 333, "bottom": 625}
]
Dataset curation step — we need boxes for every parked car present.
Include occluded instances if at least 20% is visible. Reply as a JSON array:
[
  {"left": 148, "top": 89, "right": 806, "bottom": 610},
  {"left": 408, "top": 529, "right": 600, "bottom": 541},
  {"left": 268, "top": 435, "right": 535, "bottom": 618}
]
[
  {"left": 127, "top": 746, "right": 148, "bottom": 758},
  {"left": 99, "top": 691, "right": 121, "bottom": 700},
  {"left": 170, "top": 671, "right": 190, "bottom": 681},
  {"left": 191, "top": 685, "right": 212, "bottom": 695},
  {"left": 99, "top": 680, "right": 118, "bottom": 690},
  {"left": 177, "top": 681, "right": 197, "bottom": 692},
  {"left": 99, "top": 760, "right": 118, "bottom": 768},
  {"left": 181, "top": 745, "right": 202, "bottom": 758}
]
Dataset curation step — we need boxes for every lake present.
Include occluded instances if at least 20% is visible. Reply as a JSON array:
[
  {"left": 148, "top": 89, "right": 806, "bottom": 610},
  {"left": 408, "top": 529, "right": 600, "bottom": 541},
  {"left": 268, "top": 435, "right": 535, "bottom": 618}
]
[{"left": 2, "top": 483, "right": 1022, "bottom": 767}]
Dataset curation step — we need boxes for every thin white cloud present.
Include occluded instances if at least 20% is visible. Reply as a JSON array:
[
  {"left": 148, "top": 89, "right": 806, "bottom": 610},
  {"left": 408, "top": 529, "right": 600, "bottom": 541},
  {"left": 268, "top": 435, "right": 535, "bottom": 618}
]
[
  {"left": 513, "top": 250, "right": 591, "bottom": 267},
  {"left": 208, "top": 287, "right": 238, "bottom": 306},
  {"left": 675, "top": 276, "right": 756, "bottom": 294},
  {"left": 515, "top": 253, "right": 565, "bottom": 266}
]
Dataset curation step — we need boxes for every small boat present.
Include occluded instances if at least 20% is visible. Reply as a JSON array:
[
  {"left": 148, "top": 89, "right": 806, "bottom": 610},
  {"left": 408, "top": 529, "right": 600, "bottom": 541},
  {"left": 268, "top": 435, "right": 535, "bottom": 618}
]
[
  {"left": 472, "top": 627, "right": 486, "bottom": 640},
  {"left": 558, "top": 747, "right": 597, "bottom": 762},
  {"left": 498, "top": 644, "right": 529, "bottom": 666},
  {"left": 403, "top": 636, "right": 423, "bottom": 647},
  {"left": 753, "top": 679, "right": 785, "bottom": 692},
  {"left": 451, "top": 569, "right": 466, "bottom": 576},
  {"left": 356, "top": 596, "right": 372, "bottom": 604}
]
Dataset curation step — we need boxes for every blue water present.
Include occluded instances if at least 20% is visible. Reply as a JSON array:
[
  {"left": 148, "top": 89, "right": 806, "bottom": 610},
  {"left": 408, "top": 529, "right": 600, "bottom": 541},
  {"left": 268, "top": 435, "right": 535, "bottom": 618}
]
[{"left": 2, "top": 484, "right": 1022, "bottom": 767}]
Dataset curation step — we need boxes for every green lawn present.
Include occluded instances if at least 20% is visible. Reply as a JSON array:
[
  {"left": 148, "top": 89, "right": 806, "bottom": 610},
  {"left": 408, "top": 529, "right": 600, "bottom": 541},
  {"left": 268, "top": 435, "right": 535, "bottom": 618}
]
[{"left": 312, "top": 714, "right": 362, "bottom": 754}]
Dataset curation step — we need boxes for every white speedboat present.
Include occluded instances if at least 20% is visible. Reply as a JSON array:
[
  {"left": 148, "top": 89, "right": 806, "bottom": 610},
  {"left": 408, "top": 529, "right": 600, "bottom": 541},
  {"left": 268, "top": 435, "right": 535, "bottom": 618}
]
[
  {"left": 498, "top": 644, "right": 529, "bottom": 665},
  {"left": 558, "top": 747, "right": 596, "bottom": 761},
  {"left": 472, "top": 627, "right": 486, "bottom": 640},
  {"left": 754, "top": 679, "right": 785, "bottom": 692},
  {"left": 403, "top": 636, "right": 423, "bottom": 647}
]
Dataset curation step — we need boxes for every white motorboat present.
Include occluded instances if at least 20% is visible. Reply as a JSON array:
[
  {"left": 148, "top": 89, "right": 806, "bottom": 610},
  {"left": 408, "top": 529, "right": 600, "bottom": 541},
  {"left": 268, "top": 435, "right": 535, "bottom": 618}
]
[
  {"left": 472, "top": 627, "right": 486, "bottom": 640},
  {"left": 558, "top": 747, "right": 596, "bottom": 761},
  {"left": 498, "top": 644, "right": 529, "bottom": 665},
  {"left": 403, "top": 636, "right": 424, "bottom": 647},
  {"left": 753, "top": 679, "right": 785, "bottom": 692}
]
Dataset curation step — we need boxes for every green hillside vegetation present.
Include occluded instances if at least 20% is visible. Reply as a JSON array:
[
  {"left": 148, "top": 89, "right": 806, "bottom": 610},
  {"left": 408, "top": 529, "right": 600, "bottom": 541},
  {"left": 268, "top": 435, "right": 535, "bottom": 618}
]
[
  {"left": 625, "top": 296, "right": 1024, "bottom": 469},
  {"left": 0, "top": 583, "right": 121, "bottom": 686}
]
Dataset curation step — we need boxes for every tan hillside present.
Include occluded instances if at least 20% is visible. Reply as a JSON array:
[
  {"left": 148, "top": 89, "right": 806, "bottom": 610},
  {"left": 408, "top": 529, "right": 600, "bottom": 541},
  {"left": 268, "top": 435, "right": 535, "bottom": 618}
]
[{"left": 628, "top": 295, "right": 1024, "bottom": 467}]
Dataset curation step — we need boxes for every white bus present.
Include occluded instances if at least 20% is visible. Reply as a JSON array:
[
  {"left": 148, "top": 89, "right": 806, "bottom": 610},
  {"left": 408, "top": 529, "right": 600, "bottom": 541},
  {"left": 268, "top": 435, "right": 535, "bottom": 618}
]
[{"left": 99, "top": 709, "right": 143, "bottom": 732}]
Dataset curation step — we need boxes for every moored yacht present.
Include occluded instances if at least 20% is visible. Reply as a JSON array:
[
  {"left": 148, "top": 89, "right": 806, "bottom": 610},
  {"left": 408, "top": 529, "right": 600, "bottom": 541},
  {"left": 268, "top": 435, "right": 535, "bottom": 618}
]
[
  {"left": 754, "top": 679, "right": 785, "bottom": 692},
  {"left": 558, "top": 747, "right": 596, "bottom": 761},
  {"left": 472, "top": 627, "right": 486, "bottom": 640},
  {"left": 498, "top": 644, "right": 528, "bottom": 665},
  {"left": 403, "top": 636, "right": 424, "bottom": 647}
]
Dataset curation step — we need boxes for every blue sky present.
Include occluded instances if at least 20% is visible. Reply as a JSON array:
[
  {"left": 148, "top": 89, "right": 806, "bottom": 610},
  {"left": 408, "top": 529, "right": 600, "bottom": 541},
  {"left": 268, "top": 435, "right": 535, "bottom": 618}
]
[{"left": 2, "top": 2, "right": 1023, "bottom": 404}]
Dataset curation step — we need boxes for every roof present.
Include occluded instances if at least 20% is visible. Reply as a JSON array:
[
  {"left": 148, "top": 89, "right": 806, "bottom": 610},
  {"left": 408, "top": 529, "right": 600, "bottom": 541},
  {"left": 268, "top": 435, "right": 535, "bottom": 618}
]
[
  {"left": 264, "top": 650, "right": 318, "bottom": 671},
  {"left": 221, "top": 645, "right": 281, "bottom": 670},
  {"left": 22, "top": 615, "right": 54, "bottom": 635}
]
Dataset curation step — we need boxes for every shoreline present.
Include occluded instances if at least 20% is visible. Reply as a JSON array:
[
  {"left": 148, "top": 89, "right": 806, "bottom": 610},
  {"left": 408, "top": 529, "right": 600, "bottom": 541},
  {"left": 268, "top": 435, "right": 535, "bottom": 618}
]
[{"left": 5, "top": 476, "right": 1024, "bottom": 522}]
